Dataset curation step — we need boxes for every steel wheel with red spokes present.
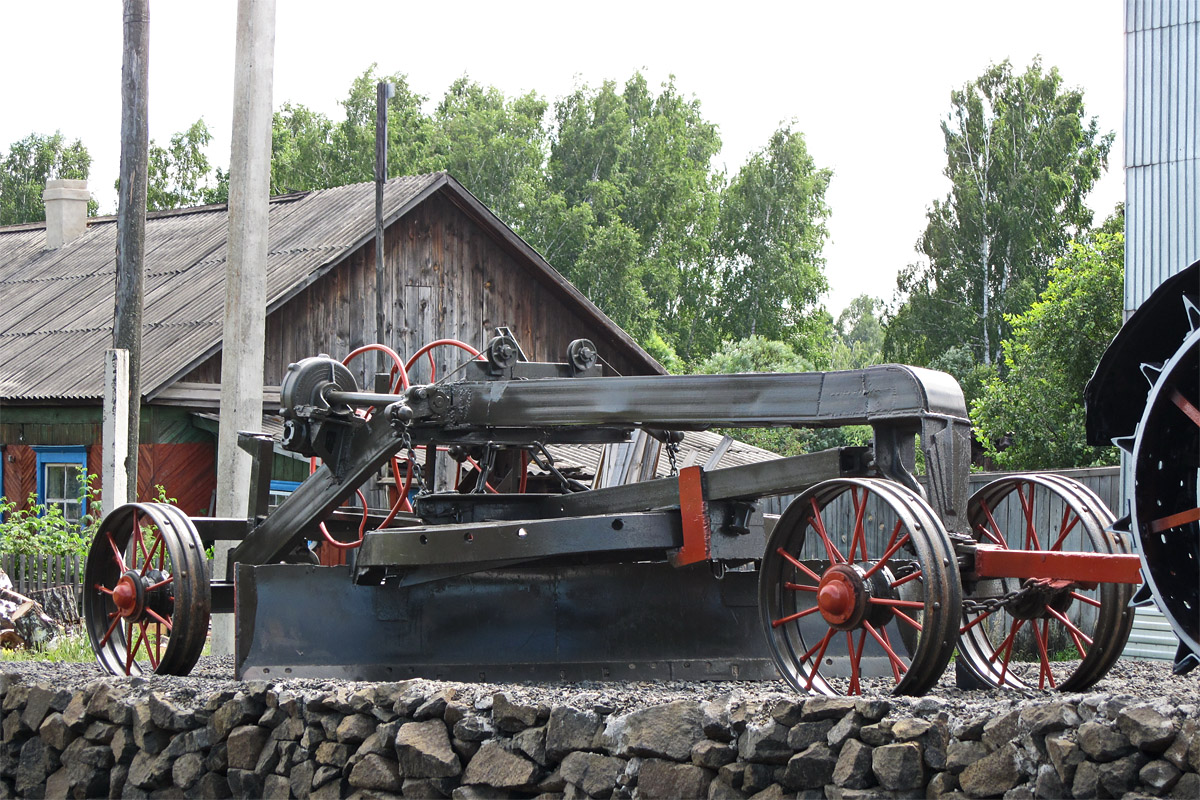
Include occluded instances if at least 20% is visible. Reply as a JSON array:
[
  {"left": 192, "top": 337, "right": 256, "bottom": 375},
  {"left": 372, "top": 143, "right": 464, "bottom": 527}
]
[
  {"left": 760, "top": 478, "right": 961, "bottom": 696},
  {"left": 83, "top": 503, "right": 210, "bottom": 676},
  {"left": 957, "top": 475, "right": 1133, "bottom": 691}
]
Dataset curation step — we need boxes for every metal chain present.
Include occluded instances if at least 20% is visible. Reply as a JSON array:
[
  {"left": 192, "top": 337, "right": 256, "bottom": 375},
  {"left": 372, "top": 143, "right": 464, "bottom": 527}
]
[
  {"left": 961, "top": 584, "right": 1030, "bottom": 616},
  {"left": 666, "top": 440, "right": 680, "bottom": 477},
  {"left": 399, "top": 427, "right": 429, "bottom": 495}
]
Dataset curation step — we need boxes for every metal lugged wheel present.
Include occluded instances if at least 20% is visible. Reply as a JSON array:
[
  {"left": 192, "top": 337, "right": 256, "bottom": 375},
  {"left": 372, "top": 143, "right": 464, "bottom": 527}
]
[
  {"left": 760, "top": 478, "right": 961, "bottom": 696},
  {"left": 83, "top": 503, "right": 210, "bottom": 676},
  {"left": 957, "top": 475, "right": 1133, "bottom": 691},
  {"left": 1131, "top": 326, "right": 1200, "bottom": 665}
]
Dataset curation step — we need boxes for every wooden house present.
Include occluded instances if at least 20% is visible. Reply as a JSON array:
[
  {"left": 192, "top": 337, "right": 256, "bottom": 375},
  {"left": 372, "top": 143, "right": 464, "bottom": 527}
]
[{"left": 0, "top": 173, "right": 666, "bottom": 519}]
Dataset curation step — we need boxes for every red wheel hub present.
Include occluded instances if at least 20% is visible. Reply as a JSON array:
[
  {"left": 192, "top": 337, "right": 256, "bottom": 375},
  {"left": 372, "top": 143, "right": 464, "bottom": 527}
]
[
  {"left": 112, "top": 573, "right": 142, "bottom": 618},
  {"left": 817, "top": 565, "right": 866, "bottom": 628}
]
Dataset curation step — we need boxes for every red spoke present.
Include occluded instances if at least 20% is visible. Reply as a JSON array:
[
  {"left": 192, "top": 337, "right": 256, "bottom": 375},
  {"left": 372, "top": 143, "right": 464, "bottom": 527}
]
[
  {"left": 141, "top": 534, "right": 163, "bottom": 577},
  {"left": 849, "top": 488, "right": 869, "bottom": 562},
  {"left": 98, "top": 613, "right": 121, "bottom": 647},
  {"left": 882, "top": 519, "right": 904, "bottom": 554},
  {"left": 800, "top": 629, "right": 836, "bottom": 691},
  {"left": 880, "top": 626, "right": 902, "bottom": 681},
  {"left": 997, "top": 619, "right": 1024, "bottom": 687},
  {"left": 846, "top": 631, "right": 868, "bottom": 695},
  {"left": 989, "top": 619, "right": 1023, "bottom": 663},
  {"left": 861, "top": 532, "right": 911, "bottom": 580},
  {"left": 155, "top": 622, "right": 162, "bottom": 665},
  {"left": 891, "top": 608, "right": 923, "bottom": 631},
  {"left": 1149, "top": 506, "right": 1200, "bottom": 533},
  {"left": 960, "top": 607, "right": 995, "bottom": 634},
  {"left": 772, "top": 606, "right": 821, "bottom": 628},
  {"left": 1048, "top": 505, "right": 1080, "bottom": 552},
  {"left": 1170, "top": 388, "right": 1200, "bottom": 427},
  {"left": 141, "top": 621, "right": 158, "bottom": 669},
  {"left": 979, "top": 501, "right": 1008, "bottom": 548},
  {"left": 1017, "top": 483, "right": 1041, "bottom": 550},
  {"left": 868, "top": 597, "right": 925, "bottom": 609},
  {"left": 133, "top": 513, "right": 149, "bottom": 564},
  {"left": 808, "top": 499, "right": 846, "bottom": 564},
  {"left": 94, "top": 583, "right": 115, "bottom": 596},
  {"left": 890, "top": 569, "right": 923, "bottom": 588},
  {"left": 1045, "top": 605, "right": 1094, "bottom": 647},
  {"left": 106, "top": 530, "right": 128, "bottom": 572},
  {"left": 864, "top": 621, "right": 908, "bottom": 680},
  {"left": 145, "top": 607, "right": 173, "bottom": 632},
  {"left": 1049, "top": 607, "right": 1089, "bottom": 659},
  {"left": 146, "top": 575, "right": 174, "bottom": 592},
  {"left": 1031, "top": 618, "right": 1055, "bottom": 689},
  {"left": 125, "top": 620, "right": 140, "bottom": 675},
  {"left": 777, "top": 548, "right": 822, "bottom": 583},
  {"left": 1069, "top": 590, "right": 1102, "bottom": 608}
]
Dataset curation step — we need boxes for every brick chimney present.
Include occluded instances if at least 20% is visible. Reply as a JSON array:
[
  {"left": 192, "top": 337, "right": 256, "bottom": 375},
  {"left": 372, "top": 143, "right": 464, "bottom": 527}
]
[{"left": 42, "top": 179, "right": 90, "bottom": 248}]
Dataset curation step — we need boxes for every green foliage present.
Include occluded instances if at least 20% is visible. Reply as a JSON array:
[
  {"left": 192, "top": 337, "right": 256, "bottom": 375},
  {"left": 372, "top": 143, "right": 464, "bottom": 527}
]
[
  {"left": 0, "top": 131, "right": 94, "bottom": 225},
  {"left": 830, "top": 295, "right": 885, "bottom": 370},
  {"left": 972, "top": 231, "right": 1124, "bottom": 469},
  {"left": 886, "top": 59, "right": 1113, "bottom": 371},
  {"left": 0, "top": 474, "right": 99, "bottom": 556},
  {"left": 714, "top": 126, "right": 831, "bottom": 352},
  {"left": 691, "top": 337, "right": 813, "bottom": 456},
  {"left": 0, "top": 630, "right": 94, "bottom": 663},
  {"left": 145, "top": 119, "right": 226, "bottom": 210}
]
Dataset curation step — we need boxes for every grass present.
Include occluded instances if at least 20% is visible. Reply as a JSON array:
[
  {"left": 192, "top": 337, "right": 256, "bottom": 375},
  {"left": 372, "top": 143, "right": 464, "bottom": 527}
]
[{"left": 1, "top": 629, "right": 94, "bottom": 663}]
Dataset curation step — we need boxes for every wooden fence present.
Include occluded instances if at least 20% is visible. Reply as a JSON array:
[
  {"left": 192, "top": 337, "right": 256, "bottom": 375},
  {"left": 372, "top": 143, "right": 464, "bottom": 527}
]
[{"left": 1, "top": 552, "right": 84, "bottom": 603}]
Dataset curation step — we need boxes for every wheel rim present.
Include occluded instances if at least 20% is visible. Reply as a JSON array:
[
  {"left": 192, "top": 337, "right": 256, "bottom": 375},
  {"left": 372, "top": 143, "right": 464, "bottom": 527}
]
[
  {"left": 83, "top": 503, "right": 210, "bottom": 676},
  {"left": 958, "top": 474, "right": 1132, "bottom": 691},
  {"left": 1132, "top": 327, "right": 1200, "bottom": 659},
  {"left": 760, "top": 478, "right": 961, "bottom": 696}
]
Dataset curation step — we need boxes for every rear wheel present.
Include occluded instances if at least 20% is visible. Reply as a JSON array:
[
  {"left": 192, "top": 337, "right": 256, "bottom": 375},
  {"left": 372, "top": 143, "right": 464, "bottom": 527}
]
[{"left": 760, "top": 478, "right": 961, "bottom": 695}]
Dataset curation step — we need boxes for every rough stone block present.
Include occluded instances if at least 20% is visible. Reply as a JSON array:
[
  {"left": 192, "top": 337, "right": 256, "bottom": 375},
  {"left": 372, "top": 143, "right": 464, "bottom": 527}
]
[
  {"left": 599, "top": 701, "right": 706, "bottom": 762},
  {"left": 559, "top": 750, "right": 625, "bottom": 797},
  {"left": 348, "top": 753, "right": 403, "bottom": 792},
  {"left": 1117, "top": 705, "right": 1177, "bottom": 753},
  {"left": 547, "top": 707, "right": 603, "bottom": 761},
  {"left": 872, "top": 742, "right": 924, "bottom": 792},
  {"left": 395, "top": 718, "right": 462, "bottom": 778},
  {"left": 833, "top": 739, "right": 875, "bottom": 789},
  {"left": 636, "top": 758, "right": 714, "bottom": 799},
  {"left": 738, "top": 721, "right": 792, "bottom": 764},
  {"left": 692, "top": 739, "right": 737, "bottom": 769},
  {"left": 462, "top": 739, "right": 540, "bottom": 788},
  {"left": 226, "top": 724, "right": 271, "bottom": 771},
  {"left": 781, "top": 742, "right": 837, "bottom": 790}
]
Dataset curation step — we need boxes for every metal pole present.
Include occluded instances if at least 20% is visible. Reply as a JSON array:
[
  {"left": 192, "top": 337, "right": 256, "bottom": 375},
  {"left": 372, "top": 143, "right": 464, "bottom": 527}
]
[
  {"left": 213, "top": 0, "right": 275, "bottom": 655},
  {"left": 113, "top": 0, "right": 148, "bottom": 503}
]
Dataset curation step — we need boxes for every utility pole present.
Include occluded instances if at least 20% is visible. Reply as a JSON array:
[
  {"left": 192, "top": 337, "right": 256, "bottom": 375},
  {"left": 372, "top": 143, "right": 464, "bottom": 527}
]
[
  {"left": 375, "top": 81, "right": 394, "bottom": 355},
  {"left": 213, "top": 0, "right": 275, "bottom": 655},
  {"left": 113, "top": 0, "right": 149, "bottom": 503}
]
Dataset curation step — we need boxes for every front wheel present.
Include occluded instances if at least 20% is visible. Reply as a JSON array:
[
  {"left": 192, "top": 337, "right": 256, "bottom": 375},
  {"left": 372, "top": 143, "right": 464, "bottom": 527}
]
[{"left": 83, "top": 503, "right": 210, "bottom": 676}]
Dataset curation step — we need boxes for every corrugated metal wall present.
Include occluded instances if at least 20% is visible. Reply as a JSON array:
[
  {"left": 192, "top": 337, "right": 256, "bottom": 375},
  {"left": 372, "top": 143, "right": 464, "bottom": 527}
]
[
  {"left": 1124, "top": 0, "right": 1200, "bottom": 313},
  {"left": 1122, "top": 1, "right": 1198, "bottom": 660}
]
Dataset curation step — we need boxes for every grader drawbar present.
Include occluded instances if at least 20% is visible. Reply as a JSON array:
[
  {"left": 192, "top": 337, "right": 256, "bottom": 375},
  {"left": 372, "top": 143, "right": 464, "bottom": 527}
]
[{"left": 86, "top": 290, "right": 1196, "bottom": 694}]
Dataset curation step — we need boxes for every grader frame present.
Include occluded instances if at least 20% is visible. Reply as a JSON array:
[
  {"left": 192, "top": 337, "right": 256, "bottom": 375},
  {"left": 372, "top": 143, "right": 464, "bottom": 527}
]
[{"left": 82, "top": 324, "right": 1157, "bottom": 696}]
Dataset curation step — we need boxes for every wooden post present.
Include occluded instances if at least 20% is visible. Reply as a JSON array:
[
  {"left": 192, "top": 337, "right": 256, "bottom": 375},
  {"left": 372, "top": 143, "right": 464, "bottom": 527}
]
[
  {"left": 113, "top": 0, "right": 149, "bottom": 503},
  {"left": 102, "top": 349, "right": 130, "bottom": 516},
  {"left": 374, "top": 81, "right": 394, "bottom": 355},
  {"left": 213, "top": 0, "right": 275, "bottom": 656}
]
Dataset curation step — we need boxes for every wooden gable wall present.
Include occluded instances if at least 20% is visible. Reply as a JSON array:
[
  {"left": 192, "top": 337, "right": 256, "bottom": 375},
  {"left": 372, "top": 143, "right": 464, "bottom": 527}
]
[{"left": 181, "top": 190, "right": 650, "bottom": 388}]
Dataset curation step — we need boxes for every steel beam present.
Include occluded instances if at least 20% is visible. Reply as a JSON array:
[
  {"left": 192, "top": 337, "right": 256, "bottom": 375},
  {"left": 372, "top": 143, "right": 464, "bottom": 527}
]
[{"left": 973, "top": 546, "right": 1144, "bottom": 584}]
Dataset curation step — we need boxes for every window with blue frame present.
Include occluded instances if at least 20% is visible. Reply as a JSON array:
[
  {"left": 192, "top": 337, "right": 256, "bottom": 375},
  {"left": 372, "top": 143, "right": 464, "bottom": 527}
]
[
  {"left": 33, "top": 446, "right": 88, "bottom": 523},
  {"left": 269, "top": 480, "right": 301, "bottom": 508}
]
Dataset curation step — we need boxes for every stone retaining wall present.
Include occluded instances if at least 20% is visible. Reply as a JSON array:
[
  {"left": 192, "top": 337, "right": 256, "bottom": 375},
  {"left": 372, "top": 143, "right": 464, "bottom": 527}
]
[{"left": 1, "top": 674, "right": 1198, "bottom": 799}]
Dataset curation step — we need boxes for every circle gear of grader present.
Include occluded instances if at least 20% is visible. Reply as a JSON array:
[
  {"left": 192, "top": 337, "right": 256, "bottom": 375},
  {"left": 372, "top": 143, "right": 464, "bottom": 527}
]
[{"left": 1086, "top": 259, "right": 1200, "bottom": 675}]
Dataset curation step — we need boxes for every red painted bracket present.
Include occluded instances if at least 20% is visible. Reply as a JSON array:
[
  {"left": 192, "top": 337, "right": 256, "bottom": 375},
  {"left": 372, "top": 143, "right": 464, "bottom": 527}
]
[
  {"left": 973, "top": 545, "right": 1143, "bottom": 584},
  {"left": 671, "top": 466, "right": 711, "bottom": 567}
]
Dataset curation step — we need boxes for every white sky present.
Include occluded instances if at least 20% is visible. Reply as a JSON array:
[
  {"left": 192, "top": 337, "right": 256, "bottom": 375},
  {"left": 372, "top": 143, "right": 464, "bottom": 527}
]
[{"left": 1, "top": 1, "right": 1126, "bottom": 317}]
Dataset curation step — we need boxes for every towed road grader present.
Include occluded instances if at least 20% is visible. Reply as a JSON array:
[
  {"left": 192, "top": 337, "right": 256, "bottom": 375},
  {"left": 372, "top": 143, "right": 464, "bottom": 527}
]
[{"left": 81, "top": 261, "right": 1199, "bottom": 695}]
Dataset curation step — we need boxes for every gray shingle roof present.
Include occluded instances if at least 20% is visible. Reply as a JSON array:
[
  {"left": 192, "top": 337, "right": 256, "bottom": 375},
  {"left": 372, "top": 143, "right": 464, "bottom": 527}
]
[{"left": 1, "top": 175, "right": 443, "bottom": 400}]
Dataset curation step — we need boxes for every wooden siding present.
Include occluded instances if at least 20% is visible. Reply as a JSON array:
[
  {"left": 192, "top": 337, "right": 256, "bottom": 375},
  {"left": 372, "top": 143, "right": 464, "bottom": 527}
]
[{"left": 183, "top": 193, "right": 651, "bottom": 387}]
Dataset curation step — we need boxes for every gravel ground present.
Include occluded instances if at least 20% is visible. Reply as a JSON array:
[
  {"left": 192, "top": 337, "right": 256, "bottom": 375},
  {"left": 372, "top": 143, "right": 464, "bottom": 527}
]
[{"left": 2, "top": 655, "right": 1196, "bottom": 723}]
